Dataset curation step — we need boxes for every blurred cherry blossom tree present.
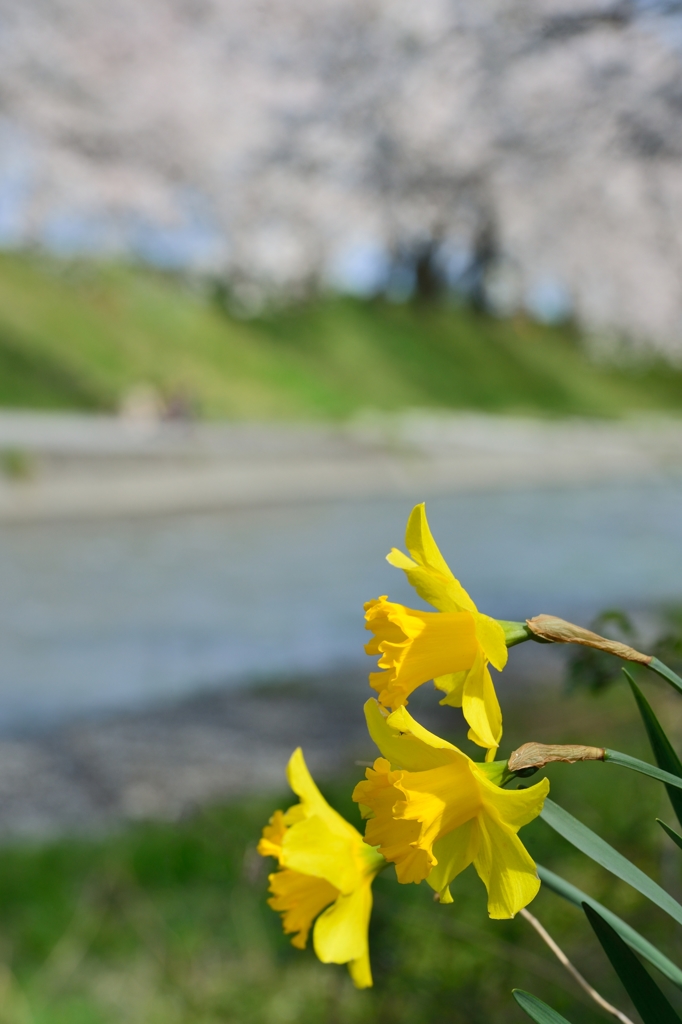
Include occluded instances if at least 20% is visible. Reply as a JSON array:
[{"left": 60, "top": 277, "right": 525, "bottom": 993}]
[{"left": 1, "top": 0, "right": 682, "bottom": 350}]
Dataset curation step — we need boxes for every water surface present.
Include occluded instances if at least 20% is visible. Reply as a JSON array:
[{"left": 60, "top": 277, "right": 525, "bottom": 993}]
[{"left": 1, "top": 481, "right": 681, "bottom": 729}]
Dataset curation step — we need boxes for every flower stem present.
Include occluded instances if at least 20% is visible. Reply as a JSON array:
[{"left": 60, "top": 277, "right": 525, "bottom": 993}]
[
  {"left": 497, "top": 621, "right": 537, "bottom": 647},
  {"left": 519, "top": 907, "right": 635, "bottom": 1024}
]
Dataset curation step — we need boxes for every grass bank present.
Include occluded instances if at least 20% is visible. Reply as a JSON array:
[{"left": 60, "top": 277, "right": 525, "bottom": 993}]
[
  {"left": 0, "top": 681, "right": 678, "bottom": 1024},
  {"left": 0, "top": 252, "right": 681, "bottom": 419}
]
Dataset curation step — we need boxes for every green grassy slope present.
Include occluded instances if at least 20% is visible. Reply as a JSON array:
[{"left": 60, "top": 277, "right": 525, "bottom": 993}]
[{"left": 0, "top": 251, "right": 680, "bottom": 418}]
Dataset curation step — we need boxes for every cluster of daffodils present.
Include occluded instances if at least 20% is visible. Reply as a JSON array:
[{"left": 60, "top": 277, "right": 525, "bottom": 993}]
[{"left": 258, "top": 503, "right": 549, "bottom": 988}]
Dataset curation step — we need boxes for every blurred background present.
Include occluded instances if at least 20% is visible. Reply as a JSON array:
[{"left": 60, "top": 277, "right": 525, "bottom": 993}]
[{"left": 0, "top": 1, "right": 682, "bottom": 1021}]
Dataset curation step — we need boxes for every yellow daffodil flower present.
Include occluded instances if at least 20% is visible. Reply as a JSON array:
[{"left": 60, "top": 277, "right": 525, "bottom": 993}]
[
  {"left": 352, "top": 699, "right": 549, "bottom": 918},
  {"left": 365, "top": 502, "right": 507, "bottom": 758},
  {"left": 258, "top": 747, "right": 385, "bottom": 988}
]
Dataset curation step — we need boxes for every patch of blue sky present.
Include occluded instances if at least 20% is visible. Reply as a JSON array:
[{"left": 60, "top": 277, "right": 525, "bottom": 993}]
[
  {"left": 0, "top": 121, "right": 34, "bottom": 247},
  {"left": 525, "top": 275, "right": 572, "bottom": 324},
  {"left": 127, "top": 189, "right": 226, "bottom": 271},
  {"left": 435, "top": 239, "right": 473, "bottom": 290},
  {"left": 326, "top": 238, "right": 390, "bottom": 297},
  {"left": 633, "top": 0, "right": 682, "bottom": 50},
  {"left": 41, "top": 188, "right": 227, "bottom": 270},
  {"left": 41, "top": 210, "right": 115, "bottom": 257}
]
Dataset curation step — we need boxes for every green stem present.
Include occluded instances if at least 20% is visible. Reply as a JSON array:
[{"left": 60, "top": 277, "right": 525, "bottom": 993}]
[{"left": 497, "top": 621, "right": 544, "bottom": 647}]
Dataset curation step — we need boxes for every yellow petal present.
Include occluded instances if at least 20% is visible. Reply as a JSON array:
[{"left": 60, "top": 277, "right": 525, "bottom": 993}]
[
  {"left": 461, "top": 654, "right": 503, "bottom": 756},
  {"left": 257, "top": 808, "right": 287, "bottom": 861},
  {"left": 434, "top": 670, "right": 466, "bottom": 707},
  {"left": 426, "top": 819, "right": 479, "bottom": 898},
  {"left": 348, "top": 951, "right": 373, "bottom": 989},
  {"left": 473, "top": 815, "right": 541, "bottom": 919},
  {"left": 476, "top": 773, "right": 550, "bottom": 833},
  {"left": 385, "top": 547, "right": 418, "bottom": 572},
  {"left": 281, "top": 814, "right": 361, "bottom": 893},
  {"left": 387, "top": 503, "right": 478, "bottom": 615},
  {"left": 364, "top": 699, "right": 461, "bottom": 771},
  {"left": 405, "top": 504, "right": 475, "bottom": 607},
  {"left": 268, "top": 868, "right": 339, "bottom": 949},
  {"left": 313, "top": 881, "right": 373, "bottom": 969},
  {"left": 474, "top": 614, "right": 508, "bottom": 672},
  {"left": 286, "top": 748, "right": 360, "bottom": 842}
]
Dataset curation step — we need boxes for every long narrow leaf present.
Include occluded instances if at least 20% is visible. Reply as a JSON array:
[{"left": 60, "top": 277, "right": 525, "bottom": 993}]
[
  {"left": 538, "top": 865, "right": 682, "bottom": 989},
  {"left": 512, "top": 990, "right": 573, "bottom": 1024},
  {"left": 583, "top": 903, "right": 682, "bottom": 1024},
  {"left": 540, "top": 799, "right": 682, "bottom": 926},
  {"left": 624, "top": 669, "right": 682, "bottom": 827},
  {"left": 648, "top": 657, "right": 682, "bottom": 698},
  {"left": 605, "top": 749, "right": 682, "bottom": 791},
  {"left": 659, "top": 819, "right": 682, "bottom": 852}
]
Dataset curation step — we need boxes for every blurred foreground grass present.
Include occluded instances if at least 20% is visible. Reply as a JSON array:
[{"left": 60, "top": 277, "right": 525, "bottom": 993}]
[
  {"left": 1, "top": 251, "right": 682, "bottom": 418},
  {"left": 0, "top": 679, "right": 680, "bottom": 1023}
]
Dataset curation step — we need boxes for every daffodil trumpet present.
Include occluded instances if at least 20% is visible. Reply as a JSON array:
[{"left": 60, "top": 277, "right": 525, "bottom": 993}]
[
  {"left": 353, "top": 699, "right": 549, "bottom": 919},
  {"left": 365, "top": 502, "right": 508, "bottom": 759},
  {"left": 258, "top": 747, "right": 385, "bottom": 989}
]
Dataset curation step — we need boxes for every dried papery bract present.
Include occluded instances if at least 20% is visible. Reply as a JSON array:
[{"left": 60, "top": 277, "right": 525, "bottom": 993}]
[
  {"left": 525, "top": 615, "right": 651, "bottom": 664},
  {"left": 508, "top": 742, "right": 605, "bottom": 773}
]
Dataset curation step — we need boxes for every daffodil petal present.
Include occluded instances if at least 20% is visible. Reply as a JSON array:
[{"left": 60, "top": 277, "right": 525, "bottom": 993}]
[
  {"left": 364, "top": 698, "right": 460, "bottom": 771},
  {"left": 476, "top": 773, "right": 550, "bottom": 832},
  {"left": 281, "top": 815, "right": 361, "bottom": 893},
  {"left": 384, "top": 558, "right": 459, "bottom": 615},
  {"left": 473, "top": 815, "right": 541, "bottom": 919},
  {"left": 268, "top": 868, "right": 339, "bottom": 949},
  {"left": 474, "top": 614, "right": 508, "bottom": 672},
  {"left": 385, "top": 548, "right": 418, "bottom": 571},
  {"left": 313, "top": 882, "right": 373, "bottom": 967},
  {"left": 258, "top": 809, "right": 287, "bottom": 861},
  {"left": 287, "top": 748, "right": 359, "bottom": 841},
  {"left": 393, "top": 503, "right": 479, "bottom": 615},
  {"left": 434, "top": 670, "right": 466, "bottom": 706},
  {"left": 405, "top": 504, "right": 474, "bottom": 606},
  {"left": 426, "top": 819, "right": 479, "bottom": 898},
  {"left": 461, "top": 656, "right": 502, "bottom": 755},
  {"left": 348, "top": 951, "right": 373, "bottom": 989}
]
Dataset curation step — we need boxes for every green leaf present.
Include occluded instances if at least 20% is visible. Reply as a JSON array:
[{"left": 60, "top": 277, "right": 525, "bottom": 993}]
[
  {"left": 512, "top": 990, "right": 574, "bottom": 1024},
  {"left": 583, "top": 903, "right": 682, "bottom": 1024},
  {"left": 624, "top": 669, "right": 682, "bottom": 828},
  {"left": 648, "top": 657, "right": 682, "bottom": 698},
  {"left": 538, "top": 865, "right": 682, "bottom": 989},
  {"left": 605, "top": 749, "right": 682, "bottom": 791},
  {"left": 540, "top": 798, "right": 682, "bottom": 926},
  {"left": 659, "top": 819, "right": 682, "bottom": 852}
]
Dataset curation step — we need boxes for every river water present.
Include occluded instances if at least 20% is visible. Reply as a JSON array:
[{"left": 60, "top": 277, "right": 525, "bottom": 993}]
[{"left": 1, "top": 480, "right": 682, "bottom": 730}]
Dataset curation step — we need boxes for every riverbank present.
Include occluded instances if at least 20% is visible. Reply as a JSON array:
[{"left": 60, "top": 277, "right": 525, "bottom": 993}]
[
  {"left": 3, "top": 253, "right": 682, "bottom": 420},
  {"left": 0, "top": 644, "right": 562, "bottom": 840},
  {"left": 2, "top": 411, "right": 682, "bottom": 521}
]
